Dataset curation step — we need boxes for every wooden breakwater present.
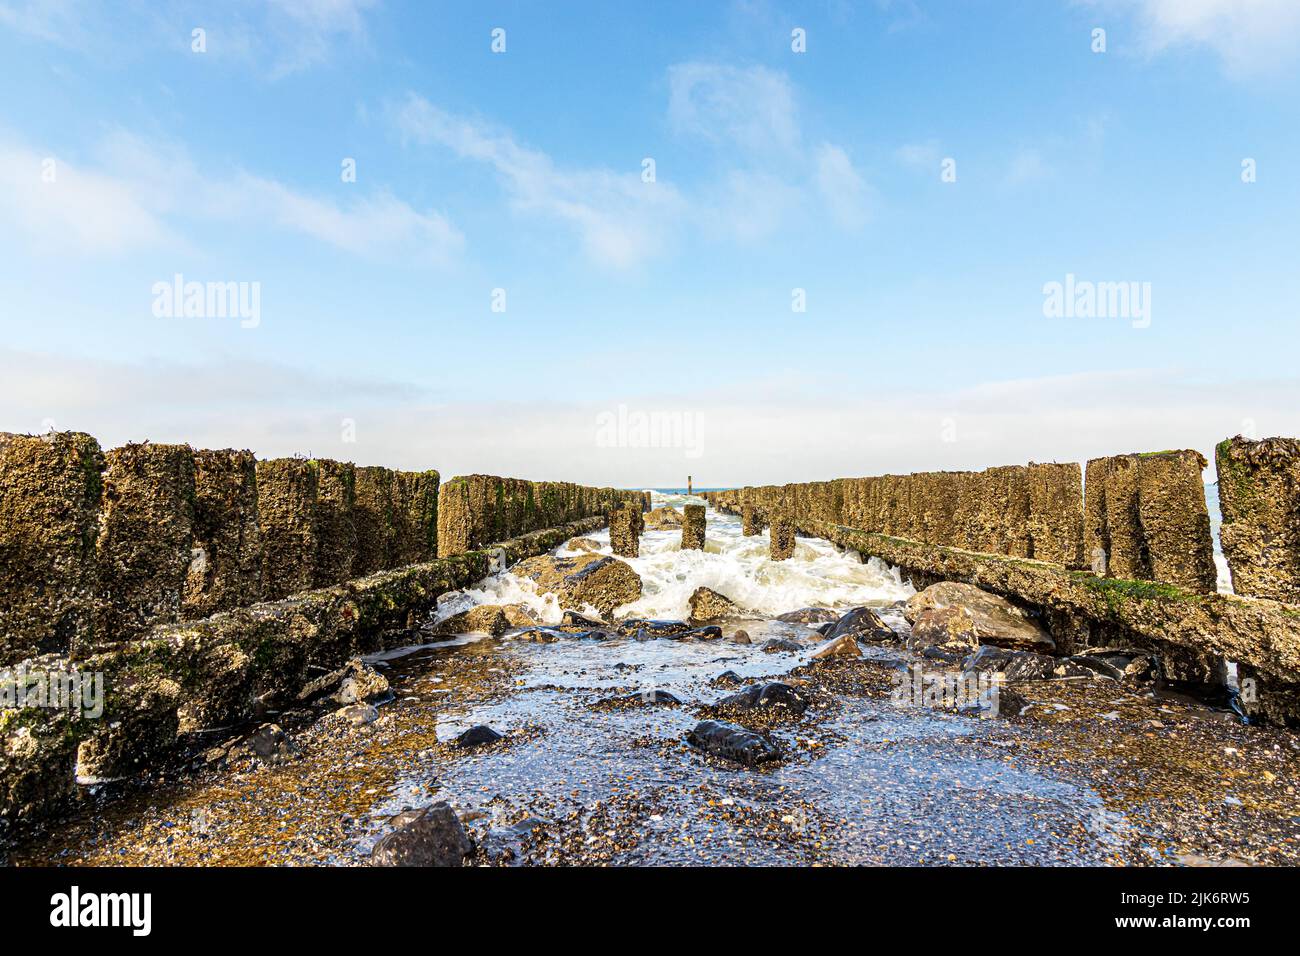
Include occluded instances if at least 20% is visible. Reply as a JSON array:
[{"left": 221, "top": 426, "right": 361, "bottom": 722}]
[{"left": 704, "top": 437, "right": 1300, "bottom": 728}]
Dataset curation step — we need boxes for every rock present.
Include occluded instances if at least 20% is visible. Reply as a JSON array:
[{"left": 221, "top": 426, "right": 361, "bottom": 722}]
[
  {"left": 717, "top": 681, "right": 809, "bottom": 716},
  {"left": 616, "top": 618, "right": 692, "bottom": 639},
  {"left": 334, "top": 659, "right": 390, "bottom": 705},
  {"left": 433, "top": 605, "right": 511, "bottom": 637},
  {"left": 566, "top": 537, "right": 602, "bottom": 553},
  {"left": 502, "top": 604, "right": 541, "bottom": 627},
  {"left": 687, "top": 720, "right": 782, "bottom": 766},
  {"left": 620, "top": 689, "right": 682, "bottom": 706},
  {"left": 677, "top": 625, "right": 723, "bottom": 641},
  {"left": 962, "top": 646, "right": 1094, "bottom": 681},
  {"left": 454, "top": 724, "right": 503, "bottom": 748},
  {"left": 729, "top": 629, "right": 752, "bottom": 645},
  {"left": 688, "top": 586, "right": 738, "bottom": 624},
  {"left": 1068, "top": 647, "right": 1156, "bottom": 683},
  {"left": 816, "top": 622, "right": 836, "bottom": 636},
  {"left": 715, "top": 670, "right": 742, "bottom": 686},
  {"left": 512, "top": 627, "right": 562, "bottom": 643},
  {"left": 514, "top": 552, "right": 642, "bottom": 617},
  {"left": 994, "top": 686, "right": 1030, "bottom": 718},
  {"left": 761, "top": 637, "right": 803, "bottom": 654},
  {"left": 811, "top": 632, "right": 861, "bottom": 659},
  {"left": 560, "top": 610, "right": 607, "bottom": 631},
  {"left": 906, "top": 607, "right": 980, "bottom": 654},
  {"left": 823, "top": 606, "right": 897, "bottom": 644},
  {"left": 777, "top": 607, "right": 840, "bottom": 625},
  {"left": 643, "top": 506, "right": 683, "bottom": 531},
  {"left": 905, "top": 582, "right": 1053, "bottom": 652},
  {"left": 370, "top": 802, "right": 474, "bottom": 867},
  {"left": 231, "top": 723, "right": 297, "bottom": 764},
  {"left": 337, "top": 703, "right": 379, "bottom": 726}
]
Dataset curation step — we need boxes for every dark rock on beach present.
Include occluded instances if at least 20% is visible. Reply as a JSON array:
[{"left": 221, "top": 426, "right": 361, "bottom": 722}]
[
  {"left": 823, "top": 606, "right": 897, "bottom": 644},
  {"left": 687, "top": 720, "right": 782, "bottom": 766},
  {"left": 1068, "top": 647, "right": 1157, "bottom": 683},
  {"left": 455, "top": 724, "right": 504, "bottom": 748},
  {"left": 560, "top": 610, "right": 607, "bottom": 631},
  {"left": 617, "top": 618, "right": 692, "bottom": 639},
  {"left": 621, "top": 689, "right": 683, "bottom": 706},
  {"left": 677, "top": 625, "right": 723, "bottom": 642},
  {"left": 761, "top": 637, "right": 803, "bottom": 653},
  {"left": 233, "top": 723, "right": 298, "bottom": 765},
  {"left": 963, "top": 646, "right": 1094, "bottom": 681},
  {"left": 370, "top": 802, "right": 474, "bottom": 867},
  {"left": 717, "top": 681, "right": 809, "bottom": 716},
  {"left": 777, "top": 607, "right": 841, "bottom": 625}
]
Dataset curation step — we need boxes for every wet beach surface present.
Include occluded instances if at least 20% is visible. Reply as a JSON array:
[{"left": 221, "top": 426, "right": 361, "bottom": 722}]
[{"left": 8, "top": 501, "right": 1300, "bottom": 867}]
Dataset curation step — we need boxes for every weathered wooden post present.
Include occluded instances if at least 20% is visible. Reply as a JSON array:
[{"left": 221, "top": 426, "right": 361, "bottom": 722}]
[
  {"left": 1217, "top": 436, "right": 1300, "bottom": 602},
  {"left": 770, "top": 513, "right": 795, "bottom": 560},
  {"left": 741, "top": 504, "right": 764, "bottom": 536},
  {"left": 610, "top": 503, "right": 642, "bottom": 558},
  {"left": 682, "top": 503, "right": 706, "bottom": 550},
  {"left": 687, "top": 475, "right": 693, "bottom": 496}
]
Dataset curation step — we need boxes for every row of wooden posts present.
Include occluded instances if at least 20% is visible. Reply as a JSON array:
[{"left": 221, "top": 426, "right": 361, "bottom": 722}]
[{"left": 608, "top": 502, "right": 795, "bottom": 560}]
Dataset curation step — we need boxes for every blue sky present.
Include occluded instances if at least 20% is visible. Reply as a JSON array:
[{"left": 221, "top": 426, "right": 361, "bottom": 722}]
[{"left": 2, "top": 0, "right": 1299, "bottom": 485}]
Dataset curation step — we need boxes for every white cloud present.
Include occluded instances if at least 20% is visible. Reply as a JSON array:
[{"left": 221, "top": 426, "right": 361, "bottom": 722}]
[
  {"left": 0, "top": 142, "right": 174, "bottom": 254},
  {"left": 667, "top": 62, "right": 802, "bottom": 157},
  {"left": 0, "top": 129, "right": 463, "bottom": 262},
  {"left": 391, "top": 60, "right": 871, "bottom": 262},
  {"left": 262, "top": 0, "right": 377, "bottom": 76},
  {"left": 814, "top": 143, "right": 872, "bottom": 228},
  {"left": 1089, "top": 0, "right": 1300, "bottom": 75},
  {"left": 5, "top": 348, "right": 1290, "bottom": 488},
  {"left": 895, "top": 141, "right": 942, "bottom": 170},
  {"left": 1003, "top": 147, "right": 1050, "bottom": 186},
  {"left": 0, "top": 0, "right": 87, "bottom": 44},
  {"left": 0, "top": 0, "right": 377, "bottom": 76},
  {"left": 393, "top": 94, "right": 685, "bottom": 268}
]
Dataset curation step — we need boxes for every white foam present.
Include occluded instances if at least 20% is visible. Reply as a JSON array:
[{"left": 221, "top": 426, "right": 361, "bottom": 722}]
[{"left": 433, "top": 494, "right": 914, "bottom": 624}]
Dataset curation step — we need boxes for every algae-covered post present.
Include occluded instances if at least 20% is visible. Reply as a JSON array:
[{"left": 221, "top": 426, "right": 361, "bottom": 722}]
[
  {"left": 97, "top": 442, "right": 197, "bottom": 646},
  {"left": 1083, "top": 450, "right": 1216, "bottom": 593},
  {"left": 741, "top": 504, "right": 764, "bottom": 536},
  {"left": 1216, "top": 436, "right": 1300, "bottom": 603},
  {"left": 770, "top": 513, "right": 795, "bottom": 560},
  {"left": 185, "top": 448, "right": 263, "bottom": 619},
  {"left": 313, "top": 458, "right": 358, "bottom": 587},
  {"left": 610, "top": 503, "right": 642, "bottom": 558},
  {"left": 1084, "top": 454, "right": 1147, "bottom": 581},
  {"left": 353, "top": 466, "right": 397, "bottom": 574},
  {"left": 391, "top": 469, "right": 440, "bottom": 565},
  {"left": 256, "top": 458, "right": 319, "bottom": 600},
  {"left": 1135, "top": 450, "right": 1216, "bottom": 594},
  {"left": 682, "top": 504, "right": 706, "bottom": 550},
  {"left": 0, "top": 431, "right": 104, "bottom": 664}
]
